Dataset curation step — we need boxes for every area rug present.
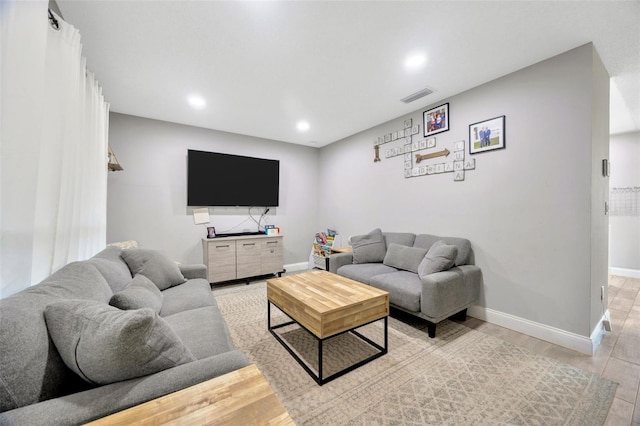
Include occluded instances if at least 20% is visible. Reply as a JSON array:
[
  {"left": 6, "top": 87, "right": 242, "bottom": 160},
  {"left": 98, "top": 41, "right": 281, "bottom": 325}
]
[{"left": 214, "top": 282, "right": 617, "bottom": 425}]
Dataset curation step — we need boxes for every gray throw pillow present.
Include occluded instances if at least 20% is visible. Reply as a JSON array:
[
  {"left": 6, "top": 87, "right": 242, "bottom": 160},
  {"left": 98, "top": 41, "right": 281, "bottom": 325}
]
[
  {"left": 351, "top": 228, "right": 387, "bottom": 264},
  {"left": 44, "top": 300, "right": 196, "bottom": 385},
  {"left": 418, "top": 240, "right": 459, "bottom": 278},
  {"left": 121, "top": 249, "right": 186, "bottom": 290},
  {"left": 383, "top": 243, "right": 428, "bottom": 273},
  {"left": 109, "top": 274, "right": 163, "bottom": 313}
]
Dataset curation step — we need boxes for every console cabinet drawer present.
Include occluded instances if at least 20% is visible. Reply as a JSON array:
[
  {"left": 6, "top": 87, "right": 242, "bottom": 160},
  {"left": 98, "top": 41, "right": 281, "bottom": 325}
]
[
  {"left": 204, "top": 240, "right": 236, "bottom": 283},
  {"left": 237, "top": 239, "right": 262, "bottom": 279},
  {"left": 261, "top": 238, "right": 283, "bottom": 274}
]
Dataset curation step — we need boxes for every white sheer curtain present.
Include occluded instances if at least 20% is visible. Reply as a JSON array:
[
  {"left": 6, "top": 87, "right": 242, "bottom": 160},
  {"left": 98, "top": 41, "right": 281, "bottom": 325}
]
[{"left": 1, "top": 1, "right": 109, "bottom": 297}]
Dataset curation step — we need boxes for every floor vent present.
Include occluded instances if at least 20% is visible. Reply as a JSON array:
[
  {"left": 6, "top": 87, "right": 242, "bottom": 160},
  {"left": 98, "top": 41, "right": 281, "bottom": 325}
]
[{"left": 400, "top": 88, "right": 433, "bottom": 104}]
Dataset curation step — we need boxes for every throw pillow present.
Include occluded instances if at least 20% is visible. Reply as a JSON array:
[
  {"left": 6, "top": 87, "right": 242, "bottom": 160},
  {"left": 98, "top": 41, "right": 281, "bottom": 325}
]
[
  {"left": 350, "top": 228, "right": 387, "bottom": 264},
  {"left": 109, "top": 274, "right": 163, "bottom": 313},
  {"left": 44, "top": 300, "right": 196, "bottom": 385},
  {"left": 383, "top": 243, "right": 429, "bottom": 273},
  {"left": 121, "top": 249, "right": 186, "bottom": 290},
  {"left": 418, "top": 240, "right": 459, "bottom": 278}
]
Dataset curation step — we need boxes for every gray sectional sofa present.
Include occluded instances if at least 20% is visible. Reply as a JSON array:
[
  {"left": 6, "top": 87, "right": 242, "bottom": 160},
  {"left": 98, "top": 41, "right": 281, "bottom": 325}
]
[
  {"left": 0, "top": 246, "right": 249, "bottom": 425},
  {"left": 329, "top": 229, "right": 482, "bottom": 338}
]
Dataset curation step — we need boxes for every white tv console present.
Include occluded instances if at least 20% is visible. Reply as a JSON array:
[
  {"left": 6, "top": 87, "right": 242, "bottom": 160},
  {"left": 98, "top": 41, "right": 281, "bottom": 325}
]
[{"left": 202, "top": 234, "right": 284, "bottom": 284}]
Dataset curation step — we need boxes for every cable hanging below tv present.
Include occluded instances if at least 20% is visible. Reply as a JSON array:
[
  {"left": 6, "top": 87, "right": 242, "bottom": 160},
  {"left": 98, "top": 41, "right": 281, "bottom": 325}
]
[{"left": 187, "top": 150, "right": 280, "bottom": 207}]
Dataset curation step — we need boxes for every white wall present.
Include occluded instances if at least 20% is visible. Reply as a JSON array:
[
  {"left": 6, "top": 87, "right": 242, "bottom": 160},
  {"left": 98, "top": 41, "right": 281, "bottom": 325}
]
[
  {"left": 589, "top": 50, "right": 611, "bottom": 334},
  {"left": 107, "top": 113, "right": 319, "bottom": 268},
  {"left": 318, "top": 44, "right": 609, "bottom": 340},
  {"left": 609, "top": 131, "right": 640, "bottom": 275}
]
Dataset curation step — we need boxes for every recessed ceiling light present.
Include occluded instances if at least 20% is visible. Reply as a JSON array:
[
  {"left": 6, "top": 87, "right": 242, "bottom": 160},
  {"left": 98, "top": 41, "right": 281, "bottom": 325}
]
[
  {"left": 187, "top": 95, "right": 206, "bottom": 109},
  {"left": 404, "top": 53, "right": 427, "bottom": 70},
  {"left": 296, "top": 120, "right": 310, "bottom": 132}
]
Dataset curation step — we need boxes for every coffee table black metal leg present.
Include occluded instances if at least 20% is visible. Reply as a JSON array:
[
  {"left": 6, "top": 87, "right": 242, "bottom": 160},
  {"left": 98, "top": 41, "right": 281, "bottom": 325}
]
[
  {"left": 268, "top": 298, "right": 388, "bottom": 386},
  {"left": 384, "top": 316, "right": 388, "bottom": 352},
  {"left": 318, "top": 339, "right": 323, "bottom": 383}
]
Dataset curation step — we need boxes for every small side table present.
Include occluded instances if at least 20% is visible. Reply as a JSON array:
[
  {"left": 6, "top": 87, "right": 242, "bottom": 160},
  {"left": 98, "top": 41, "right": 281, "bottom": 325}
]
[
  {"left": 322, "top": 247, "right": 352, "bottom": 271},
  {"left": 330, "top": 247, "right": 352, "bottom": 254}
]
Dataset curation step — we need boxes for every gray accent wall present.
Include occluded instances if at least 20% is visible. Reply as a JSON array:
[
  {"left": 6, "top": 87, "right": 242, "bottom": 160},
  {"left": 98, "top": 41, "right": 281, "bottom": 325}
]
[
  {"left": 318, "top": 44, "right": 610, "bottom": 337},
  {"left": 107, "top": 114, "right": 319, "bottom": 267},
  {"left": 609, "top": 131, "right": 640, "bottom": 272}
]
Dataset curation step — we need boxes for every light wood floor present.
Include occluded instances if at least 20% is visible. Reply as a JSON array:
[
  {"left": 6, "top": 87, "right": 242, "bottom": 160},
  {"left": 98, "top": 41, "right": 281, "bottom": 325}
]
[{"left": 457, "top": 275, "right": 640, "bottom": 426}]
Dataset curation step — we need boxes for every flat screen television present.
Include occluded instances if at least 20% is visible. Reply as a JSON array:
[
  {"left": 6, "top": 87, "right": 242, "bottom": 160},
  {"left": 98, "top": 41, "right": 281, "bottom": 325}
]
[{"left": 187, "top": 150, "right": 280, "bottom": 207}]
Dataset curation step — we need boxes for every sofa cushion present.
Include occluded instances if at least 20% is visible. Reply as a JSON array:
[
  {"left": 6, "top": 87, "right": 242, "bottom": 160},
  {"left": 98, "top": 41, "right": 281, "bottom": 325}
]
[
  {"left": 44, "top": 300, "right": 196, "bottom": 385},
  {"left": 109, "top": 274, "right": 163, "bottom": 313},
  {"left": 370, "top": 271, "right": 422, "bottom": 312},
  {"left": 383, "top": 243, "right": 429, "bottom": 273},
  {"left": 418, "top": 240, "right": 458, "bottom": 277},
  {"left": 0, "top": 262, "right": 112, "bottom": 411},
  {"left": 162, "top": 306, "right": 235, "bottom": 360},
  {"left": 121, "top": 249, "right": 186, "bottom": 291},
  {"left": 89, "top": 246, "right": 134, "bottom": 293},
  {"left": 383, "top": 232, "right": 416, "bottom": 248},
  {"left": 350, "top": 228, "right": 386, "bottom": 264},
  {"left": 413, "top": 234, "right": 471, "bottom": 266},
  {"left": 159, "top": 279, "right": 216, "bottom": 317},
  {"left": 337, "top": 263, "right": 398, "bottom": 285}
]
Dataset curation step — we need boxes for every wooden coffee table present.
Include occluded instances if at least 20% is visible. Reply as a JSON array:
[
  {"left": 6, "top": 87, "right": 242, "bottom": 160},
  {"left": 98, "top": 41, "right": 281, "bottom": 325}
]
[
  {"left": 86, "top": 364, "right": 293, "bottom": 425},
  {"left": 267, "top": 270, "right": 389, "bottom": 385}
]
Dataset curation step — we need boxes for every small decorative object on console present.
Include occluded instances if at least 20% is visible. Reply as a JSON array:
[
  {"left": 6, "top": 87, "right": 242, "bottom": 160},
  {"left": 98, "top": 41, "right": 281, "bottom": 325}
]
[
  {"left": 265, "top": 225, "right": 280, "bottom": 236},
  {"left": 207, "top": 227, "right": 216, "bottom": 239}
]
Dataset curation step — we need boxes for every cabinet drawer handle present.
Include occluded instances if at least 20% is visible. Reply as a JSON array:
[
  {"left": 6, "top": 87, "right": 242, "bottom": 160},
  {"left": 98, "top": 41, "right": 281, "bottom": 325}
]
[
  {"left": 216, "top": 245, "right": 230, "bottom": 249},
  {"left": 243, "top": 243, "right": 256, "bottom": 247},
  {"left": 267, "top": 241, "right": 278, "bottom": 245}
]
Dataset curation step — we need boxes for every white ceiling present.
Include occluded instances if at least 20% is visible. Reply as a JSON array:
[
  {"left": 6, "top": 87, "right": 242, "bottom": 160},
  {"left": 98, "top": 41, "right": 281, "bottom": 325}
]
[{"left": 57, "top": 1, "right": 640, "bottom": 148}]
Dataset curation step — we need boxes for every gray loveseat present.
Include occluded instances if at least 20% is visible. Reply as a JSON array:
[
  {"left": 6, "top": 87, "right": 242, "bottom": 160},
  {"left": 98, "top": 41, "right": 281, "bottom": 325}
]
[
  {"left": 329, "top": 229, "right": 482, "bottom": 338},
  {"left": 0, "top": 246, "right": 249, "bottom": 425}
]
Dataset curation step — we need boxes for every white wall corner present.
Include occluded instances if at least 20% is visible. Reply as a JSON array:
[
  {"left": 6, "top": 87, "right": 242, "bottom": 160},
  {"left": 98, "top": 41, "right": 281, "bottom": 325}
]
[
  {"left": 468, "top": 305, "right": 596, "bottom": 355},
  {"left": 609, "top": 267, "right": 640, "bottom": 279}
]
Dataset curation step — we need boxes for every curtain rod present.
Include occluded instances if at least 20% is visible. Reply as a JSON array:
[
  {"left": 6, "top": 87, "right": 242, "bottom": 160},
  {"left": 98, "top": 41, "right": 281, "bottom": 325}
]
[{"left": 48, "top": 9, "right": 60, "bottom": 30}]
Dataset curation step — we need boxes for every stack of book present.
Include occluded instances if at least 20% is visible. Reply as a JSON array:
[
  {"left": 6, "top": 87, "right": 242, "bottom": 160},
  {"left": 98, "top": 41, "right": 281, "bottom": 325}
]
[
  {"left": 311, "top": 229, "right": 339, "bottom": 269},
  {"left": 313, "top": 229, "right": 337, "bottom": 258}
]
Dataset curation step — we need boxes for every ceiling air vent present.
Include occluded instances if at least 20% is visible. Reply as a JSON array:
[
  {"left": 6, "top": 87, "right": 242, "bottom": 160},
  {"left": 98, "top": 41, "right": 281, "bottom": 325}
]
[{"left": 400, "top": 88, "right": 433, "bottom": 104}]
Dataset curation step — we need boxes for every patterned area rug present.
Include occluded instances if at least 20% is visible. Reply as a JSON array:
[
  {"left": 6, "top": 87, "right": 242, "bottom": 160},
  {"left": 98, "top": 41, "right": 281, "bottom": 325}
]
[{"left": 214, "top": 282, "right": 616, "bottom": 425}]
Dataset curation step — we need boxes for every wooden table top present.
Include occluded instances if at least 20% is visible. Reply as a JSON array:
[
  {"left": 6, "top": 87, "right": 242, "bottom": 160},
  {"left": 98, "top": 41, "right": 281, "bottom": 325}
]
[
  {"left": 267, "top": 270, "right": 389, "bottom": 339},
  {"left": 86, "top": 364, "right": 294, "bottom": 426},
  {"left": 330, "top": 246, "right": 353, "bottom": 253}
]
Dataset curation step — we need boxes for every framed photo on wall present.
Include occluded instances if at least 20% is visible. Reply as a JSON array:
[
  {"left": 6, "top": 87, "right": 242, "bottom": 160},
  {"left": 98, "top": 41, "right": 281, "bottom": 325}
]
[
  {"left": 469, "top": 115, "right": 505, "bottom": 154},
  {"left": 423, "top": 103, "right": 449, "bottom": 137}
]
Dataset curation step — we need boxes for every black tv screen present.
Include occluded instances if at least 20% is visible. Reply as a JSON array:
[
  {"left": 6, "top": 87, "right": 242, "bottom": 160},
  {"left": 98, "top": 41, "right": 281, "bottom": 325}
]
[{"left": 188, "top": 150, "right": 280, "bottom": 207}]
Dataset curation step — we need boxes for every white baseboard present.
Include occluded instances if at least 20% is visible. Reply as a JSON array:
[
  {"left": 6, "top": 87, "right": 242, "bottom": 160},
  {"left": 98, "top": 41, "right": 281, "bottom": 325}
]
[
  {"left": 284, "top": 262, "right": 310, "bottom": 273},
  {"left": 609, "top": 267, "right": 640, "bottom": 279},
  {"left": 590, "top": 310, "right": 610, "bottom": 354},
  {"left": 467, "top": 306, "right": 604, "bottom": 355}
]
